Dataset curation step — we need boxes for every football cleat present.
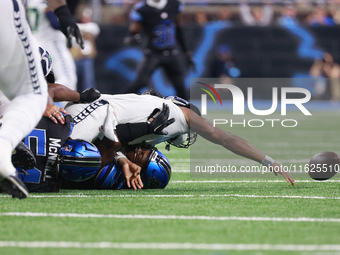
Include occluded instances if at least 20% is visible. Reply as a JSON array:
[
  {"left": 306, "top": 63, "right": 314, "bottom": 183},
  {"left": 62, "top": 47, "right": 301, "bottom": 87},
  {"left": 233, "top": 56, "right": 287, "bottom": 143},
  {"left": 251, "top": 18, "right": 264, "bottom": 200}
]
[
  {"left": 12, "top": 142, "right": 36, "bottom": 170},
  {"left": 0, "top": 174, "right": 29, "bottom": 199}
]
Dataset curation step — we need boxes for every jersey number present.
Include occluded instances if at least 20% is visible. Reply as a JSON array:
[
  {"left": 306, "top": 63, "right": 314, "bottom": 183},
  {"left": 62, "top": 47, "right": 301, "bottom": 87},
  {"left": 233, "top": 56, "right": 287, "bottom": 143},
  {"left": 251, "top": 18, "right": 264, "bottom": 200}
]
[
  {"left": 152, "top": 23, "right": 175, "bottom": 49},
  {"left": 20, "top": 129, "right": 46, "bottom": 184}
]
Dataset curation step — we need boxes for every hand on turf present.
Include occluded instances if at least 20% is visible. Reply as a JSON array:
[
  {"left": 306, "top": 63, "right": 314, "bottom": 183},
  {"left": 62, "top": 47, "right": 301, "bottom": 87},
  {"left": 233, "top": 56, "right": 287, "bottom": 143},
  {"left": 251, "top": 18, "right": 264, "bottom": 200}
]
[
  {"left": 120, "top": 158, "right": 144, "bottom": 190},
  {"left": 44, "top": 104, "right": 68, "bottom": 124},
  {"left": 271, "top": 163, "right": 295, "bottom": 186}
]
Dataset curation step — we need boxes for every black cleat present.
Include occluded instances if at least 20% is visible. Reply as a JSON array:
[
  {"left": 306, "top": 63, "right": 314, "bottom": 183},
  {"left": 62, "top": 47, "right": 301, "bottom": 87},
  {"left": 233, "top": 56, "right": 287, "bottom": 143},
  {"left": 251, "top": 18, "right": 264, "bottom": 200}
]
[
  {"left": 12, "top": 142, "right": 36, "bottom": 170},
  {"left": 0, "top": 174, "right": 29, "bottom": 199}
]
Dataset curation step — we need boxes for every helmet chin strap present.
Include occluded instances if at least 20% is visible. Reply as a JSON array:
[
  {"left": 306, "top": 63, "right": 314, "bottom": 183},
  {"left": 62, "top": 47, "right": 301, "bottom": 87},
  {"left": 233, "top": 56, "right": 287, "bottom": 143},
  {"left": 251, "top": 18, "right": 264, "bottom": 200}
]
[{"left": 146, "top": 0, "right": 168, "bottom": 9}]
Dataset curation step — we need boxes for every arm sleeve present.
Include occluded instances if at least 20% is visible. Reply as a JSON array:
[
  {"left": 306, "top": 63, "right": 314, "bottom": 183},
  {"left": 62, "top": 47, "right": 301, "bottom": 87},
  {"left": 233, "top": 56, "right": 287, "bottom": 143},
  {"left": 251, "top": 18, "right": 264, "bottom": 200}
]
[
  {"left": 46, "top": 10, "right": 60, "bottom": 30},
  {"left": 115, "top": 123, "right": 150, "bottom": 146},
  {"left": 261, "top": 5, "right": 274, "bottom": 25},
  {"left": 130, "top": 7, "right": 143, "bottom": 22},
  {"left": 239, "top": 4, "right": 255, "bottom": 25}
]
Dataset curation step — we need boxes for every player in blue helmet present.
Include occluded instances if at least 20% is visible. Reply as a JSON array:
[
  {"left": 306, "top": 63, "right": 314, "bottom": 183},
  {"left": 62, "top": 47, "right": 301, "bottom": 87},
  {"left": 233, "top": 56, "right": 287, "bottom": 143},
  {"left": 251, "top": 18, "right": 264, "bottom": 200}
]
[
  {"left": 60, "top": 143, "right": 171, "bottom": 190},
  {"left": 59, "top": 139, "right": 102, "bottom": 182}
]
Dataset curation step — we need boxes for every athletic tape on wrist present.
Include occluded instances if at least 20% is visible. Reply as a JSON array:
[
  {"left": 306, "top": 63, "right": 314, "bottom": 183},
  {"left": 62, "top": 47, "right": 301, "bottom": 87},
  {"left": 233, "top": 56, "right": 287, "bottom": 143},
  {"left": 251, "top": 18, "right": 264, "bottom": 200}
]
[
  {"left": 114, "top": 151, "right": 127, "bottom": 163},
  {"left": 261, "top": 155, "right": 275, "bottom": 167}
]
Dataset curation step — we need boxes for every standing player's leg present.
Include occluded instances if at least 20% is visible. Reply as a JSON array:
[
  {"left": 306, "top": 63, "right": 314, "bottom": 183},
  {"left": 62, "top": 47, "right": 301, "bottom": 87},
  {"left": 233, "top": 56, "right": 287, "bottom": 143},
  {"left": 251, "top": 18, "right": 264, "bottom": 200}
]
[
  {"left": 0, "top": 0, "right": 48, "bottom": 199},
  {"left": 162, "top": 54, "right": 188, "bottom": 99},
  {"left": 122, "top": 53, "right": 160, "bottom": 94}
]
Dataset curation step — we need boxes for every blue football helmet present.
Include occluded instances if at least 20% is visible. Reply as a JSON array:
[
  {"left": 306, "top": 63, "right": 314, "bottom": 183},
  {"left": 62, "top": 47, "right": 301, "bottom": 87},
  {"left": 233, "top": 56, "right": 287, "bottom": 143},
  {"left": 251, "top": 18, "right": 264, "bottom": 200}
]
[
  {"left": 94, "top": 162, "right": 126, "bottom": 189},
  {"left": 59, "top": 139, "right": 101, "bottom": 182},
  {"left": 95, "top": 145, "right": 171, "bottom": 189},
  {"left": 143, "top": 148, "right": 171, "bottom": 189}
]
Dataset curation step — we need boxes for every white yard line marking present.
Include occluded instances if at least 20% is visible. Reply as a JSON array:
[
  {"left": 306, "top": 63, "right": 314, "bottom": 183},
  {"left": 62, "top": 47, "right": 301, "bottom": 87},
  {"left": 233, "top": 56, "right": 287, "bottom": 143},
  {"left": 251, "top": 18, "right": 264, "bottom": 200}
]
[
  {"left": 0, "top": 212, "right": 339, "bottom": 223},
  {"left": 172, "top": 180, "right": 340, "bottom": 183},
  {"left": 25, "top": 194, "right": 340, "bottom": 200},
  {"left": 0, "top": 241, "right": 339, "bottom": 251},
  {"left": 172, "top": 169, "right": 190, "bottom": 172}
]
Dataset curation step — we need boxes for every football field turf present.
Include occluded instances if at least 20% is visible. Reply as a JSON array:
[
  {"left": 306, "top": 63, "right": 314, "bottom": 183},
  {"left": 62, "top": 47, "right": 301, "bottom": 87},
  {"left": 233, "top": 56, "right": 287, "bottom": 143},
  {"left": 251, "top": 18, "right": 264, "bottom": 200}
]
[{"left": 0, "top": 110, "right": 339, "bottom": 255}]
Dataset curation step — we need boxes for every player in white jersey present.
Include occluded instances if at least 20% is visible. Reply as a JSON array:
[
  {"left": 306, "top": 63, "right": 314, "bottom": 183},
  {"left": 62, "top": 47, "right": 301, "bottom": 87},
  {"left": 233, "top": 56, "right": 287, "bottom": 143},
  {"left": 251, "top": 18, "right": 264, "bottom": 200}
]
[
  {"left": 0, "top": 0, "right": 83, "bottom": 199},
  {"left": 27, "top": 0, "right": 77, "bottom": 93},
  {"left": 65, "top": 93, "right": 294, "bottom": 187},
  {"left": 0, "top": 0, "right": 48, "bottom": 199},
  {"left": 66, "top": 93, "right": 187, "bottom": 145}
]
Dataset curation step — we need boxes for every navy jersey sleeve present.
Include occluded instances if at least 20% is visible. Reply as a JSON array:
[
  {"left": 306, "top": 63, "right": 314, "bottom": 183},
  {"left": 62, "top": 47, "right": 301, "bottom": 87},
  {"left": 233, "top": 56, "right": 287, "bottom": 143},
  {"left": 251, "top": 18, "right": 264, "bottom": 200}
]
[
  {"left": 129, "top": 1, "right": 146, "bottom": 23},
  {"left": 178, "top": 0, "right": 184, "bottom": 13}
]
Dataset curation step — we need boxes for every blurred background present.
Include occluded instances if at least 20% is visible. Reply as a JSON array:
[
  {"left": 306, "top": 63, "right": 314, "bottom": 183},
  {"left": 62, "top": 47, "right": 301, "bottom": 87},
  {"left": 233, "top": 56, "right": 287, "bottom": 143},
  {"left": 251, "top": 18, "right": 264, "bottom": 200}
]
[{"left": 65, "top": 0, "right": 340, "bottom": 101}]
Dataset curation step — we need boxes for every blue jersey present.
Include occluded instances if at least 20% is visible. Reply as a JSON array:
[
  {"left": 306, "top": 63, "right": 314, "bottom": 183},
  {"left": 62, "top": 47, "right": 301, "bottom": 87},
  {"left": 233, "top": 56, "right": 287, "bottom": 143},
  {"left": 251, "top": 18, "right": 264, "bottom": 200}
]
[
  {"left": 130, "top": 0, "right": 183, "bottom": 51},
  {"left": 18, "top": 115, "right": 74, "bottom": 192}
]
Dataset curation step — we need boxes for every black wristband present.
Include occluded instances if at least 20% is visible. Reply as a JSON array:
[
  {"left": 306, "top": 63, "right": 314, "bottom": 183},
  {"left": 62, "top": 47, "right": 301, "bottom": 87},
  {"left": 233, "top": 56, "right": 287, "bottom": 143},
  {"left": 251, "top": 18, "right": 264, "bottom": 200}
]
[
  {"left": 116, "top": 123, "right": 151, "bottom": 146},
  {"left": 54, "top": 5, "right": 71, "bottom": 19}
]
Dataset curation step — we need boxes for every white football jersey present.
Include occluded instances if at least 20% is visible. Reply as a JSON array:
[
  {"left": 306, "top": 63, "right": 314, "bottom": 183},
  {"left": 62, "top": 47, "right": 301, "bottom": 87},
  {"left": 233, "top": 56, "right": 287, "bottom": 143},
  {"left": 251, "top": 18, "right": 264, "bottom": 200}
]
[
  {"left": 65, "top": 94, "right": 190, "bottom": 145},
  {"left": 26, "top": 0, "right": 64, "bottom": 41},
  {"left": 26, "top": 0, "right": 77, "bottom": 92}
]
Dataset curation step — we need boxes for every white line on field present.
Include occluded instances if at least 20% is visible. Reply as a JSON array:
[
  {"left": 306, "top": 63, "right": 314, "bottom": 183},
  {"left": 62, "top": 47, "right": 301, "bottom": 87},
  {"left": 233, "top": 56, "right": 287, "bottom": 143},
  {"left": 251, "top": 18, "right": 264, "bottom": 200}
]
[
  {"left": 25, "top": 194, "right": 340, "bottom": 200},
  {"left": 0, "top": 241, "right": 339, "bottom": 251},
  {"left": 172, "top": 180, "right": 340, "bottom": 183},
  {"left": 0, "top": 212, "right": 339, "bottom": 223},
  {"left": 171, "top": 159, "right": 310, "bottom": 163}
]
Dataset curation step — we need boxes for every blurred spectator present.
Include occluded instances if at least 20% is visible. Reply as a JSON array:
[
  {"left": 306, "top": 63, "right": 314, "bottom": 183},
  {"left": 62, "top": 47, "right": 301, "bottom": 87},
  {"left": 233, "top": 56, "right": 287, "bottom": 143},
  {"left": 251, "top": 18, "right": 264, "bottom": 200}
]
[
  {"left": 331, "top": 8, "right": 340, "bottom": 24},
  {"left": 239, "top": 0, "right": 274, "bottom": 26},
  {"left": 217, "top": 7, "right": 233, "bottom": 25},
  {"left": 70, "top": 8, "right": 100, "bottom": 91},
  {"left": 195, "top": 11, "right": 208, "bottom": 26},
  {"left": 277, "top": 5, "right": 299, "bottom": 26},
  {"left": 310, "top": 52, "right": 340, "bottom": 101},
  {"left": 209, "top": 44, "right": 241, "bottom": 84},
  {"left": 306, "top": 6, "right": 335, "bottom": 26}
]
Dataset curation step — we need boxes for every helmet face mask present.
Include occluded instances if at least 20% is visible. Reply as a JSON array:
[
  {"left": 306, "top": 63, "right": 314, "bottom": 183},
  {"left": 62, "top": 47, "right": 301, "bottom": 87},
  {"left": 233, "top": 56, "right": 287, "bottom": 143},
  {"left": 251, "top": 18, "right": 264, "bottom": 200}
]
[
  {"left": 59, "top": 139, "right": 102, "bottom": 182},
  {"left": 164, "top": 96, "right": 199, "bottom": 149},
  {"left": 125, "top": 144, "right": 171, "bottom": 189}
]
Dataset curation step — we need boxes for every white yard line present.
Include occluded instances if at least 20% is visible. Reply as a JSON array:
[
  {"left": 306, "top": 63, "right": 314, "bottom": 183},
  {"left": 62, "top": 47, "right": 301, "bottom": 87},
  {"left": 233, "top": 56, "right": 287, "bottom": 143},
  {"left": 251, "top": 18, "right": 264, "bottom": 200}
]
[
  {"left": 25, "top": 194, "right": 340, "bottom": 200},
  {"left": 172, "top": 180, "right": 340, "bottom": 183},
  {"left": 0, "top": 212, "right": 339, "bottom": 223},
  {"left": 0, "top": 241, "right": 339, "bottom": 251}
]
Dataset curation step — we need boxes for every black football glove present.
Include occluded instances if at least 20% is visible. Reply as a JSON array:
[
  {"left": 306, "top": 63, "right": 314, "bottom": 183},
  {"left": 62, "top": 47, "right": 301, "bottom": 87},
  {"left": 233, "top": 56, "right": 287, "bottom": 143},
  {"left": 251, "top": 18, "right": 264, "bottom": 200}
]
[
  {"left": 79, "top": 88, "right": 101, "bottom": 103},
  {"left": 54, "top": 5, "right": 84, "bottom": 49},
  {"left": 147, "top": 103, "right": 175, "bottom": 135}
]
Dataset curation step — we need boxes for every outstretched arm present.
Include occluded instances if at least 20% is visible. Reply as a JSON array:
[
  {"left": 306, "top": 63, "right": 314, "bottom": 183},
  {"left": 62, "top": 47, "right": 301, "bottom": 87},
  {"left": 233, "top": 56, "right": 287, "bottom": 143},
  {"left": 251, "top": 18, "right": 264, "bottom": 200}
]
[
  {"left": 46, "top": 0, "right": 84, "bottom": 48},
  {"left": 48, "top": 83, "right": 100, "bottom": 103},
  {"left": 182, "top": 107, "right": 294, "bottom": 186},
  {"left": 45, "top": 83, "right": 100, "bottom": 124},
  {"left": 48, "top": 83, "right": 80, "bottom": 102}
]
